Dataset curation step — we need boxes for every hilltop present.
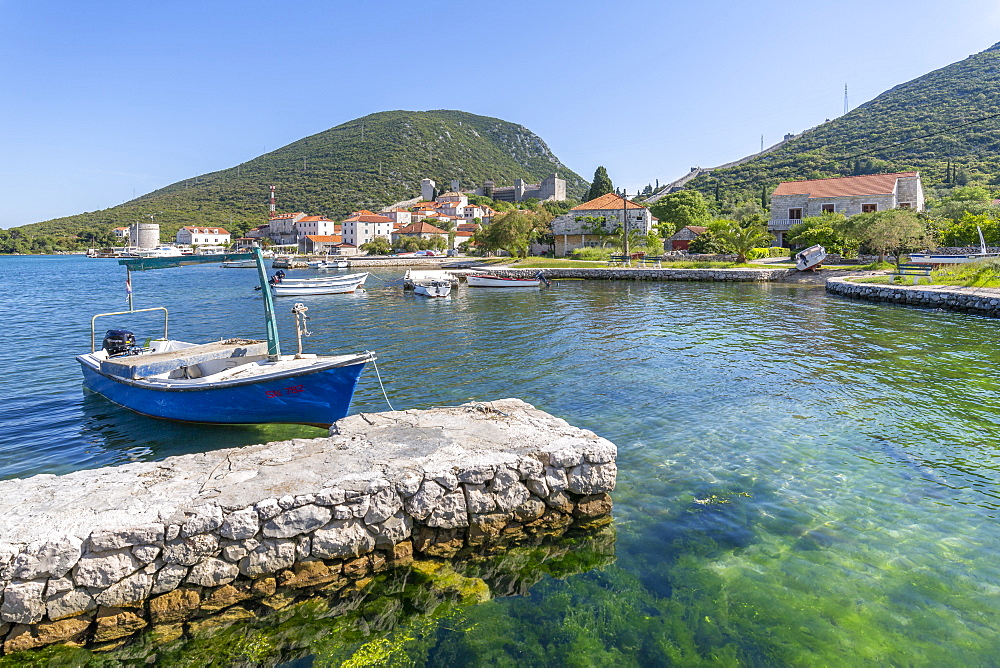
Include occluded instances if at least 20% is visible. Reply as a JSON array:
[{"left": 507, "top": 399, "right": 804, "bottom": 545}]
[
  {"left": 13, "top": 110, "right": 587, "bottom": 246},
  {"left": 685, "top": 42, "right": 1000, "bottom": 207}
]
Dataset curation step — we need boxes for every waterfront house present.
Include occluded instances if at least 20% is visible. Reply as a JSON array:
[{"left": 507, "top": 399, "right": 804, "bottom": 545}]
[
  {"left": 768, "top": 172, "right": 924, "bottom": 245},
  {"left": 550, "top": 193, "right": 656, "bottom": 256},
  {"left": 175, "top": 226, "right": 231, "bottom": 246},
  {"left": 341, "top": 211, "right": 394, "bottom": 247},
  {"left": 295, "top": 216, "right": 339, "bottom": 239},
  {"left": 267, "top": 212, "right": 307, "bottom": 245}
]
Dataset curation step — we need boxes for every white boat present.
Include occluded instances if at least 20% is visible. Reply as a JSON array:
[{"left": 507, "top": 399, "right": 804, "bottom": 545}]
[
  {"left": 316, "top": 260, "right": 350, "bottom": 269},
  {"left": 467, "top": 273, "right": 545, "bottom": 287},
  {"left": 271, "top": 273, "right": 368, "bottom": 296},
  {"left": 414, "top": 281, "right": 452, "bottom": 298},
  {"left": 124, "top": 246, "right": 185, "bottom": 259},
  {"left": 795, "top": 245, "right": 827, "bottom": 271},
  {"left": 221, "top": 259, "right": 257, "bottom": 268},
  {"left": 910, "top": 226, "right": 1000, "bottom": 265},
  {"left": 276, "top": 272, "right": 368, "bottom": 285}
]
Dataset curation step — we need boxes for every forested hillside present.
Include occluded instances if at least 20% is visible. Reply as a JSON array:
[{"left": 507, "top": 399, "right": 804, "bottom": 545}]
[
  {"left": 688, "top": 42, "right": 1000, "bottom": 208},
  {"left": 7, "top": 110, "right": 586, "bottom": 251}
]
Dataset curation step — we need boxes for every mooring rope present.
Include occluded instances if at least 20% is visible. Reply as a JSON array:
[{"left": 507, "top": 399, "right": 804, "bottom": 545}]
[{"left": 371, "top": 358, "right": 395, "bottom": 411}]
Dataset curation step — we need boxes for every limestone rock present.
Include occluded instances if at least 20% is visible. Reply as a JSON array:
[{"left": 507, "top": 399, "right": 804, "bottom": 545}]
[
  {"left": 73, "top": 549, "right": 139, "bottom": 588},
  {"left": 186, "top": 557, "right": 239, "bottom": 587},
  {"left": 9, "top": 536, "right": 83, "bottom": 580},
  {"left": 239, "top": 539, "right": 296, "bottom": 577},
  {"left": 95, "top": 571, "right": 153, "bottom": 607},
  {"left": 394, "top": 471, "right": 423, "bottom": 498},
  {"left": 427, "top": 489, "right": 469, "bottom": 529},
  {"left": 463, "top": 484, "right": 497, "bottom": 514},
  {"left": 494, "top": 482, "right": 531, "bottom": 513},
  {"left": 263, "top": 504, "right": 332, "bottom": 538},
  {"left": 89, "top": 524, "right": 164, "bottom": 552},
  {"left": 35, "top": 615, "right": 91, "bottom": 645},
  {"left": 369, "top": 511, "right": 412, "bottom": 548},
  {"left": 312, "top": 519, "right": 375, "bottom": 559},
  {"left": 220, "top": 508, "right": 259, "bottom": 540},
  {"left": 179, "top": 505, "right": 224, "bottom": 538},
  {"left": 46, "top": 587, "right": 96, "bottom": 621},
  {"left": 131, "top": 544, "right": 160, "bottom": 564},
  {"left": 200, "top": 582, "right": 252, "bottom": 612},
  {"left": 405, "top": 479, "right": 446, "bottom": 521},
  {"left": 163, "top": 534, "right": 220, "bottom": 566},
  {"left": 574, "top": 493, "right": 613, "bottom": 518},
  {"left": 94, "top": 606, "right": 147, "bottom": 642},
  {"left": 568, "top": 462, "right": 617, "bottom": 494},
  {"left": 364, "top": 488, "right": 403, "bottom": 525},
  {"left": 149, "top": 588, "right": 201, "bottom": 624},
  {"left": 151, "top": 564, "right": 188, "bottom": 595},
  {"left": 544, "top": 466, "right": 568, "bottom": 493},
  {"left": 1, "top": 580, "right": 46, "bottom": 624}
]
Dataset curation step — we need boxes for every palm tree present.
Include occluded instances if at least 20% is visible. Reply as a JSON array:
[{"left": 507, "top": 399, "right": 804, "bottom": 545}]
[{"left": 715, "top": 219, "right": 773, "bottom": 263}]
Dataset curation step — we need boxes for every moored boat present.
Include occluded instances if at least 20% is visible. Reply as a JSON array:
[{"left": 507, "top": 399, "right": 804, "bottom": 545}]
[
  {"left": 221, "top": 258, "right": 258, "bottom": 268},
  {"left": 270, "top": 272, "right": 368, "bottom": 296},
  {"left": 413, "top": 280, "right": 452, "bottom": 298},
  {"left": 76, "top": 249, "right": 374, "bottom": 426},
  {"left": 467, "top": 272, "right": 547, "bottom": 287}
]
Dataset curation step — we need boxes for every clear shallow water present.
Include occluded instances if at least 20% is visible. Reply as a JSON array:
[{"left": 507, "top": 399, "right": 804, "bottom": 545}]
[{"left": 3, "top": 256, "right": 1000, "bottom": 664}]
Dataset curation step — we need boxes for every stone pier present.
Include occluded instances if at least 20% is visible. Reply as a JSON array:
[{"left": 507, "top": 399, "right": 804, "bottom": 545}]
[
  {"left": 0, "top": 399, "right": 616, "bottom": 655},
  {"left": 826, "top": 277, "right": 1000, "bottom": 317}
]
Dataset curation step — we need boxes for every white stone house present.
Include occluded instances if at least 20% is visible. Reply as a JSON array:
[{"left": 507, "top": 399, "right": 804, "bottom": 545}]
[
  {"left": 550, "top": 193, "right": 656, "bottom": 256},
  {"left": 341, "top": 212, "right": 394, "bottom": 247},
  {"left": 768, "top": 172, "right": 924, "bottom": 245},
  {"left": 175, "top": 226, "right": 231, "bottom": 246},
  {"left": 295, "top": 216, "right": 338, "bottom": 238}
]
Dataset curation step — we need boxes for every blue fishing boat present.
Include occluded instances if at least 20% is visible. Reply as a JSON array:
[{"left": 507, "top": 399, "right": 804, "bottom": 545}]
[{"left": 76, "top": 249, "right": 375, "bottom": 427}]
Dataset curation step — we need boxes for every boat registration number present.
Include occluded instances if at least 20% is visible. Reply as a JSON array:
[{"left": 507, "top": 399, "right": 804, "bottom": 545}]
[{"left": 265, "top": 385, "right": 305, "bottom": 398}]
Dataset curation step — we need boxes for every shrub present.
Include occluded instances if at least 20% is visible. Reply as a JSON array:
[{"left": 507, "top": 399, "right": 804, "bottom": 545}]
[
  {"left": 768, "top": 247, "right": 791, "bottom": 257},
  {"left": 571, "top": 247, "right": 612, "bottom": 261},
  {"left": 745, "top": 248, "right": 769, "bottom": 260}
]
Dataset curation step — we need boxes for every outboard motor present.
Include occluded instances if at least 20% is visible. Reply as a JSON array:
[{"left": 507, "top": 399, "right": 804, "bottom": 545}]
[{"left": 102, "top": 329, "right": 136, "bottom": 356}]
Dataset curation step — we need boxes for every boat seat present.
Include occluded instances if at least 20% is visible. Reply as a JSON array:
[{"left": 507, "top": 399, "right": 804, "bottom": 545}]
[{"left": 100, "top": 339, "right": 268, "bottom": 379}]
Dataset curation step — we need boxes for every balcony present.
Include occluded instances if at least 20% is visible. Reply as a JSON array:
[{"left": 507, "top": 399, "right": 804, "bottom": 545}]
[{"left": 768, "top": 218, "right": 802, "bottom": 231}]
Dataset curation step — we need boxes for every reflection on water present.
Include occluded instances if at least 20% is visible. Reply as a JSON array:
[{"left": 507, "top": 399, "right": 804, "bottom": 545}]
[{"left": 5, "top": 257, "right": 1000, "bottom": 663}]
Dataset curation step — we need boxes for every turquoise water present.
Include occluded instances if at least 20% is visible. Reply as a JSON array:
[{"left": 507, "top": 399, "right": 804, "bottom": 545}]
[{"left": 3, "top": 255, "right": 1000, "bottom": 664}]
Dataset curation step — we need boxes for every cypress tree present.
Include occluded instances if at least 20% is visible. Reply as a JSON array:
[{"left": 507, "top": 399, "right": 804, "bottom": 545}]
[{"left": 586, "top": 166, "right": 614, "bottom": 202}]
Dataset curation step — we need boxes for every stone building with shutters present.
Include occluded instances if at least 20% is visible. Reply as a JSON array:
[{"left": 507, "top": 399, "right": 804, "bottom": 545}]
[
  {"left": 550, "top": 193, "right": 656, "bottom": 256},
  {"left": 768, "top": 172, "right": 924, "bottom": 245}
]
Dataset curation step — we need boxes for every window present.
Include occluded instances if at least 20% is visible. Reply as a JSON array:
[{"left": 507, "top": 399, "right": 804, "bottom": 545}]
[
  {"left": 788, "top": 208, "right": 803, "bottom": 220},
  {"left": 822, "top": 204, "right": 835, "bottom": 213},
  {"left": 898, "top": 202, "right": 911, "bottom": 209},
  {"left": 862, "top": 204, "right": 878, "bottom": 213}
]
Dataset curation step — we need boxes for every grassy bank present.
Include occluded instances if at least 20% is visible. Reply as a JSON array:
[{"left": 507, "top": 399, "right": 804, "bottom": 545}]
[{"left": 476, "top": 257, "right": 787, "bottom": 270}]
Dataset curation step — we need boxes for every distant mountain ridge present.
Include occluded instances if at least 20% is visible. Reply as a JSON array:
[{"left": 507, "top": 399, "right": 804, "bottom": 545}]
[
  {"left": 685, "top": 42, "right": 1000, "bottom": 204},
  {"left": 17, "top": 110, "right": 587, "bottom": 242}
]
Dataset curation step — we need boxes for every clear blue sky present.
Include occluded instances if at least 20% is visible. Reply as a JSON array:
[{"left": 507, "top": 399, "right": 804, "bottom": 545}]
[{"left": 2, "top": 0, "right": 998, "bottom": 228}]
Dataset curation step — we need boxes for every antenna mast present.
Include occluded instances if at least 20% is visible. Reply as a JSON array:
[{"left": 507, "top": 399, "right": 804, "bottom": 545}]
[
  {"left": 269, "top": 185, "right": 276, "bottom": 218},
  {"left": 844, "top": 84, "right": 849, "bottom": 115}
]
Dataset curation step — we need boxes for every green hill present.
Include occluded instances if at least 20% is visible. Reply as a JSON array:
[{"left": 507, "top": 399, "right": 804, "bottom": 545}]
[
  {"left": 687, "top": 42, "right": 1000, "bottom": 207},
  {"left": 11, "top": 110, "right": 587, "bottom": 248}
]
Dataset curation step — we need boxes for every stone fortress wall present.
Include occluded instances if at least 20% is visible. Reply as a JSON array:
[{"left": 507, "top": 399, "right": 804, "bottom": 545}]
[{"left": 0, "top": 399, "right": 617, "bottom": 654}]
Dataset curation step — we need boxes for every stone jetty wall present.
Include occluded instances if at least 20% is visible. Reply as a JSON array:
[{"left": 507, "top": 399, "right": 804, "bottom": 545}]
[
  {"left": 474, "top": 266, "right": 792, "bottom": 282},
  {"left": 826, "top": 277, "right": 1000, "bottom": 317},
  {"left": 0, "top": 399, "right": 616, "bottom": 655}
]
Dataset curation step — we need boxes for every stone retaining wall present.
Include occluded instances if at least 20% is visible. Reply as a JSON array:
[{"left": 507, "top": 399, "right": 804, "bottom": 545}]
[
  {"left": 475, "top": 267, "right": 792, "bottom": 282},
  {"left": 826, "top": 277, "right": 1000, "bottom": 317},
  {"left": 0, "top": 399, "right": 616, "bottom": 654}
]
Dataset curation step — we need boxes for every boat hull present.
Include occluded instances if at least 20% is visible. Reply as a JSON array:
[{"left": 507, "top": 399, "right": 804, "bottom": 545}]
[
  {"left": 77, "top": 354, "right": 370, "bottom": 426},
  {"left": 414, "top": 282, "right": 452, "bottom": 298},
  {"left": 467, "top": 275, "right": 541, "bottom": 287}
]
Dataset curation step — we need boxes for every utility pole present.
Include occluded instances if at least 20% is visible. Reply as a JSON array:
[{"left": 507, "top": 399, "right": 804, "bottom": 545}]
[{"left": 621, "top": 191, "right": 630, "bottom": 259}]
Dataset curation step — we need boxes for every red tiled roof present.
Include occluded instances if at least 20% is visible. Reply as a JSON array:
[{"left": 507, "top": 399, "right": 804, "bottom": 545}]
[
  {"left": 344, "top": 214, "right": 393, "bottom": 223},
  {"left": 571, "top": 193, "right": 647, "bottom": 211},
  {"left": 771, "top": 172, "right": 918, "bottom": 198},
  {"left": 269, "top": 212, "right": 304, "bottom": 220},
  {"left": 396, "top": 221, "right": 448, "bottom": 235},
  {"left": 305, "top": 235, "right": 343, "bottom": 243},
  {"left": 685, "top": 226, "right": 707, "bottom": 234},
  {"left": 299, "top": 216, "right": 333, "bottom": 222}
]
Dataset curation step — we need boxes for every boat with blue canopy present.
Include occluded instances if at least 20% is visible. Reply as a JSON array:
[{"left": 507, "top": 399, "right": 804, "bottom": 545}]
[{"left": 76, "top": 248, "right": 375, "bottom": 426}]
